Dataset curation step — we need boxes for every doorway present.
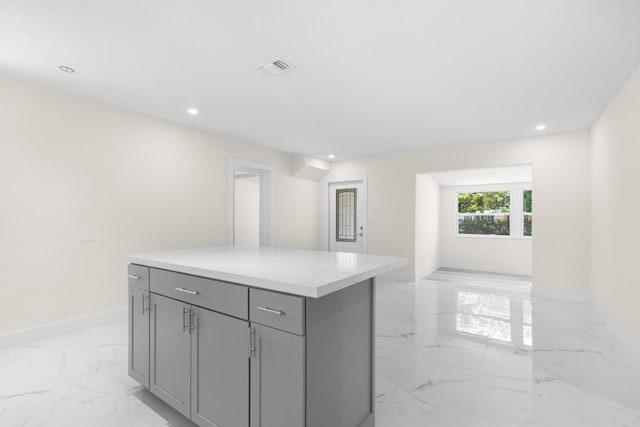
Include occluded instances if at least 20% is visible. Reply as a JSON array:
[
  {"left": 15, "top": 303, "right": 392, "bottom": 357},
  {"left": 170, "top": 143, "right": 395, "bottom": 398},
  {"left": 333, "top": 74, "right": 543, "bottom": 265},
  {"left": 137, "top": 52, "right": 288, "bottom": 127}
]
[
  {"left": 328, "top": 179, "right": 367, "bottom": 253},
  {"left": 417, "top": 165, "right": 533, "bottom": 278},
  {"left": 233, "top": 172, "right": 260, "bottom": 246},
  {"left": 227, "top": 158, "right": 273, "bottom": 246}
]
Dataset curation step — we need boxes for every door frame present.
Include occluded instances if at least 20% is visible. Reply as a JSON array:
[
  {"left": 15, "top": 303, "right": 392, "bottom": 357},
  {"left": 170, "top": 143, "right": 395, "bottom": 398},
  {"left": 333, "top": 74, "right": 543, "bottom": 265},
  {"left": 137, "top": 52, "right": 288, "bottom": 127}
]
[
  {"left": 322, "top": 176, "right": 368, "bottom": 252},
  {"left": 227, "top": 158, "right": 273, "bottom": 246}
]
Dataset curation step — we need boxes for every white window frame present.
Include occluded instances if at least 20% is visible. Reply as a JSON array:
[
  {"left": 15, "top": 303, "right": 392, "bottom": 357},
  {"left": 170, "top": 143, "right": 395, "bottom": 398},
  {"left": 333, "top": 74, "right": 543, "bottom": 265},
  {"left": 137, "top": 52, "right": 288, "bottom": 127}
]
[{"left": 456, "top": 188, "right": 532, "bottom": 239}]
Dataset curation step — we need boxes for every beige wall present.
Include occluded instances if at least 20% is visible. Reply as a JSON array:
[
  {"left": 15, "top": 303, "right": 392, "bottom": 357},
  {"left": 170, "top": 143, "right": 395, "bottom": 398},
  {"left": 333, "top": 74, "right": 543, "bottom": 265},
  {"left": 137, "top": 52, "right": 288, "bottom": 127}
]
[
  {"left": 415, "top": 174, "right": 440, "bottom": 276},
  {"left": 326, "top": 130, "right": 590, "bottom": 291},
  {"left": 0, "top": 74, "right": 319, "bottom": 334},
  {"left": 1, "top": 65, "right": 609, "bottom": 334},
  {"left": 439, "top": 183, "right": 533, "bottom": 276},
  {"left": 591, "top": 66, "right": 640, "bottom": 341}
]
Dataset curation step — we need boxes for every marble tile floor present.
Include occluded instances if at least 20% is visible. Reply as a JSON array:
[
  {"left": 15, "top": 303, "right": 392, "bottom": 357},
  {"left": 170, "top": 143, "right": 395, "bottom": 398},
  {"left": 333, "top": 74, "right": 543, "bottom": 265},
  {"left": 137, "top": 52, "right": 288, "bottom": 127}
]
[
  {"left": 375, "top": 269, "right": 640, "bottom": 427},
  {"left": 1, "top": 269, "right": 640, "bottom": 426}
]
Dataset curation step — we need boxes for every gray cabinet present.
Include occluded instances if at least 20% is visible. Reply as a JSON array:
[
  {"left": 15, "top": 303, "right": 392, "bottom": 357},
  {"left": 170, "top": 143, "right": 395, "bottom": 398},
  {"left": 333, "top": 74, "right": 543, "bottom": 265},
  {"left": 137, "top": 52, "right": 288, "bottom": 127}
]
[
  {"left": 128, "top": 264, "right": 150, "bottom": 389},
  {"left": 149, "top": 293, "right": 191, "bottom": 417},
  {"left": 250, "top": 324, "right": 305, "bottom": 427},
  {"left": 129, "top": 265, "right": 375, "bottom": 427},
  {"left": 191, "top": 306, "right": 249, "bottom": 427},
  {"left": 148, "top": 292, "right": 250, "bottom": 427},
  {"left": 249, "top": 289, "right": 305, "bottom": 335},
  {"left": 248, "top": 281, "right": 375, "bottom": 427},
  {"left": 151, "top": 268, "right": 248, "bottom": 319},
  {"left": 128, "top": 285, "right": 149, "bottom": 388}
]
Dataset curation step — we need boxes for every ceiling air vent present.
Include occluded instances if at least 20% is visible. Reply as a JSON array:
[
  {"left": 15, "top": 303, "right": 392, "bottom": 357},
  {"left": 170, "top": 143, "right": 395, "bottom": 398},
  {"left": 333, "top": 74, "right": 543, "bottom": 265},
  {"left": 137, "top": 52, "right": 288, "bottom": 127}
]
[{"left": 258, "top": 58, "right": 294, "bottom": 76}]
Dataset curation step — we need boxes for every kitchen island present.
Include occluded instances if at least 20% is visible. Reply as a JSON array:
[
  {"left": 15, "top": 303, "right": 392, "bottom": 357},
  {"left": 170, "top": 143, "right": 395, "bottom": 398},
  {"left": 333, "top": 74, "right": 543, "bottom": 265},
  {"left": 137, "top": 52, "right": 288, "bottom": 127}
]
[{"left": 125, "top": 246, "right": 406, "bottom": 427}]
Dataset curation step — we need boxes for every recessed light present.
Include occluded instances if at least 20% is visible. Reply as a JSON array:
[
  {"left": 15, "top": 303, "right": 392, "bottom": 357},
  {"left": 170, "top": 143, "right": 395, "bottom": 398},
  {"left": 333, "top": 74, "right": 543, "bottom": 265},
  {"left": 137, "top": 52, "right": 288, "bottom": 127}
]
[
  {"left": 187, "top": 108, "right": 199, "bottom": 115},
  {"left": 536, "top": 124, "right": 547, "bottom": 131},
  {"left": 328, "top": 154, "right": 335, "bottom": 159},
  {"left": 58, "top": 65, "right": 75, "bottom": 73}
]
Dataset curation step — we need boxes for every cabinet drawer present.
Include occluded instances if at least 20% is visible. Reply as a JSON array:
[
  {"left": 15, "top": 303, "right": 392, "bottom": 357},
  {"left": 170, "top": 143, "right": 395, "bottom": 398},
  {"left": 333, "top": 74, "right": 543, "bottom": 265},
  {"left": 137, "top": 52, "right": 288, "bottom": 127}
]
[
  {"left": 249, "top": 289, "right": 305, "bottom": 335},
  {"left": 128, "top": 265, "right": 149, "bottom": 290},
  {"left": 150, "top": 269, "right": 248, "bottom": 320}
]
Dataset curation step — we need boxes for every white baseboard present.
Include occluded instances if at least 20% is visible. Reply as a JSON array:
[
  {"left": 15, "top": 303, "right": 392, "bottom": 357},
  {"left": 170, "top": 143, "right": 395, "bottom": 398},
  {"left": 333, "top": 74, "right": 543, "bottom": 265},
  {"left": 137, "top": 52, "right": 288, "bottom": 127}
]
[
  {"left": 380, "top": 264, "right": 527, "bottom": 282},
  {"left": 591, "top": 296, "right": 640, "bottom": 365},
  {"left": 531, "top": 287, "right": 591, "bottom": 303},
  {"left": 439, "top": 262, "right": 531, "bottom": 277},
  {"left": 380, "top": 265, "right": 439, "bottom": 282},
  {"left": 0, "top": 308, "right": 127, "bottom": 351},
  {"left": 379, "top": 271, "right": 416, "bottom": 281},
  {"left": 415, "top": 265, "right": 440, "bottom": 281}
]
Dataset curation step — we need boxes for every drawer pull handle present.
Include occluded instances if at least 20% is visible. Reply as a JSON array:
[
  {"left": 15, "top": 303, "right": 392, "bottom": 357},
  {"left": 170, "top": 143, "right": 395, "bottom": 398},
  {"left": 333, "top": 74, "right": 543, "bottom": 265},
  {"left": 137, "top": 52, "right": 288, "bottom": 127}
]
[
  {"left": 128, "top": 274, "right": 141, "bottom": 280},
  {"left": 175, "top": 287, "right": 198, "bottom": 295},
  {"left": 142, "top": 294, "right": 149, "bottom": 314},
  {"left": 257, "top": 306, "right": 284, "bottom": 316}
]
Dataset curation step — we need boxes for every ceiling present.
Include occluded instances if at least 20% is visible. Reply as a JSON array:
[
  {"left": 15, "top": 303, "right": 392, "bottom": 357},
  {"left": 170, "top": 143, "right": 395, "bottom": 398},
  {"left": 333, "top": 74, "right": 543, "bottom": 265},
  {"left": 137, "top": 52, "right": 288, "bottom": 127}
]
[
  {"left": 430, "top": 165, "right": 532, "bottom": 187},
  {"left": 1, "top": 0, "right": 640, "bottom": 161}
]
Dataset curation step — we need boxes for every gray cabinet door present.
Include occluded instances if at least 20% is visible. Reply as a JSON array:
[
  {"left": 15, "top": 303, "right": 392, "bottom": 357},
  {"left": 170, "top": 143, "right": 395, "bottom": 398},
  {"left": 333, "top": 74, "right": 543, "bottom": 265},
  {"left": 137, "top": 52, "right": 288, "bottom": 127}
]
[
  {"left": 150, "top": 293, "right": 191, "bottom": 418},
  {"left": 128, "top": 285, "right": 149, "bottom": 388},
  {"left": 191, "top": 307, "right": 250, "bottom": 427},
  {"left": 250, "top": 324, "right": 305, "bottom": 427}
]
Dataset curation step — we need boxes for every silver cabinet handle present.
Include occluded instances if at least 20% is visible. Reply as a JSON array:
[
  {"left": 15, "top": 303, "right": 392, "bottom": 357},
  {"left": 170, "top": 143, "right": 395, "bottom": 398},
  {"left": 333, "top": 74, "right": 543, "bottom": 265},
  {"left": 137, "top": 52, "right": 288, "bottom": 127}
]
[
  {"left": 249, "top": 327, "right": 256, "bottom": 358},
  {"left": 175, "top": 287, "right": 198, "bottom": 295},
  {"left": 190, "top": 309, "right": 196, "bottom": 332},
  {"left": 142, "top": 294, "right": 149, "bottom": 314},
  {"left": 182, "top": 308, "right": 189, "bottom": 332},
  {"left": 128, "top": 274, "right": 141, "bottom": 280},
  {"left": 257, "top": 306, "right": 284, "bottom": 316}
]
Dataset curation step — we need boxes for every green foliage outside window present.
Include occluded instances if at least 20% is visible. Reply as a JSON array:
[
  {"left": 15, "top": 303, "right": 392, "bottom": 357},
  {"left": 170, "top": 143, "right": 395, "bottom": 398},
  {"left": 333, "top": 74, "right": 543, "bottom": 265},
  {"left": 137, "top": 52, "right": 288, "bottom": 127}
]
[
  {"left": 457, "top": 190, "right": 533, "bottom": 236},
  {"left": 457, "top": 191, "right": 511, "bottom": 235},
  {"left": 458, "top": 191, "right": 510, "bottom": 213},
  {"left": 523, "top": 214, "right": 532, "bottom": 236},
  {"left": 523, "top": 190, "right": 532, "bottom": 213},
  {"left": 458, "top": 215, "right": 510, "bottom": 235},
  {"left": 523, "top": 190, "right": 532, "bottom": 236}
]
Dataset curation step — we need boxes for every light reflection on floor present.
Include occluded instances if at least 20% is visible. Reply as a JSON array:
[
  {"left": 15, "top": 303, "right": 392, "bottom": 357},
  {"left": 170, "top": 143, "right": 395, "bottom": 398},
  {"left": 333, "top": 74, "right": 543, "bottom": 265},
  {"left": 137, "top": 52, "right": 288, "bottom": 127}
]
[
  {"left": 456, "top": 291, "right": 518, "bottom": 344},
  {"left": 375, "top": 268, "right": 640, "bottom": 426}
]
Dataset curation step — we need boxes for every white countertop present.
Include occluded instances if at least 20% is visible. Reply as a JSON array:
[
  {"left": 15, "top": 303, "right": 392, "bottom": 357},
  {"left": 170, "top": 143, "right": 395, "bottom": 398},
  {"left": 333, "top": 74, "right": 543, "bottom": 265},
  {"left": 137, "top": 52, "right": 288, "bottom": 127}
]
[{"left": 124, "top": 246, "right": 407, "bottom": 298}]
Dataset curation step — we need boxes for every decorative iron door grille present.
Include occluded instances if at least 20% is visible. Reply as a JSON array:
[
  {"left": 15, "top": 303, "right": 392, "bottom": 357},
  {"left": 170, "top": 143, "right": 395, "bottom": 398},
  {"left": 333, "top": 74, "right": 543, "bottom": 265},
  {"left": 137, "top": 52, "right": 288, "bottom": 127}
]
[{"left": 336, "top": 188, "right": 357, "bottom": 242}]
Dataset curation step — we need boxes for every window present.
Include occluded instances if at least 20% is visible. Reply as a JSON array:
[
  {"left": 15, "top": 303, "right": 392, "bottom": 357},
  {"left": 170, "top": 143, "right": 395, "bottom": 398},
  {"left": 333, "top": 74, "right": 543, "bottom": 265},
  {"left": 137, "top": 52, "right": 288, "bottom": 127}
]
[
  {"left": 457, "top": 191, "right": 511, "bottom": 236},
  {"left": 457, "top": 189, "right": 532, "bottom": 237}
]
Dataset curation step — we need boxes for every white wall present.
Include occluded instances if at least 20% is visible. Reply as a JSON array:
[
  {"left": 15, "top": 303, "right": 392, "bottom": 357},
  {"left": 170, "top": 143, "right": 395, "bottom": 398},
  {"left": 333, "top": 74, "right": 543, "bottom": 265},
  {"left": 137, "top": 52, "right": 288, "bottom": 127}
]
[
  {"left": 233, "top": 175, "right": 260, "bottom": 246},
  {"left": 591, "top": 65, "right": 640, "bottom": 342},
  {"left": 415, "top": 174, "right": 440, "bottom": 277},
  {"left": 439, "top": 183, "right": 533, "bottom": 276},
  {"left": 0, "top": 74, "right": 319, "bottom": 334},
  {"left": 326, "top": 130, "right": 590, "bottom": 292}
]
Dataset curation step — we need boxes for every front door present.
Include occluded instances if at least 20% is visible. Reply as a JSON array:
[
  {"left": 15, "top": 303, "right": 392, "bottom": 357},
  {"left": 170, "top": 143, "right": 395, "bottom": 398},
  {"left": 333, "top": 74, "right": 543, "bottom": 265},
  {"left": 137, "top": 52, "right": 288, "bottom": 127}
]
[{"left": 329, "top": 181, "right": 366, "bottom": 253}]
